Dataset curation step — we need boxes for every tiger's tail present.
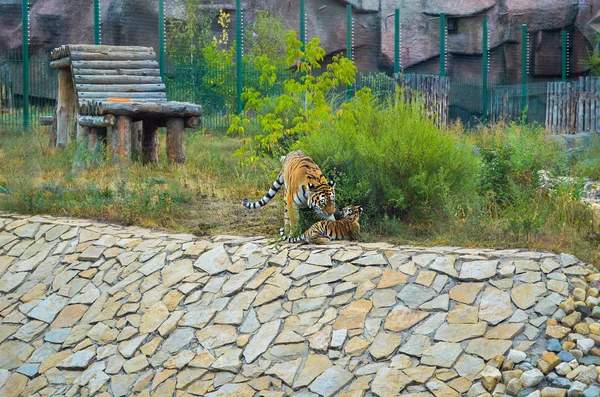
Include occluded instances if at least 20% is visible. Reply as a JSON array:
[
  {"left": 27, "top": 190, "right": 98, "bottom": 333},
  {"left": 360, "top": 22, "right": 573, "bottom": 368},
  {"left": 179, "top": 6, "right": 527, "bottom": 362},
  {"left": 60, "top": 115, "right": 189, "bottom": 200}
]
[
  {"left": 242, "top": 173, "right": 285, "bottom": 209},
  {"left": 279, "top": 227, "right": 303, "bottom": 243}
]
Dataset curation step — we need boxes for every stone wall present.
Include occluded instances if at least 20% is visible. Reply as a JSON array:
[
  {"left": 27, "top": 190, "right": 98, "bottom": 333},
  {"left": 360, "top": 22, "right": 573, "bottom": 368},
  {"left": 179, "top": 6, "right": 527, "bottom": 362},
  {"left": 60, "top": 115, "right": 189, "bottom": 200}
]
[
  {"left": 1, "top": 214, "right": 600, "bottom": 396},
  {"left": 0, "top": 0, "right": 599, "bottom": 80}
]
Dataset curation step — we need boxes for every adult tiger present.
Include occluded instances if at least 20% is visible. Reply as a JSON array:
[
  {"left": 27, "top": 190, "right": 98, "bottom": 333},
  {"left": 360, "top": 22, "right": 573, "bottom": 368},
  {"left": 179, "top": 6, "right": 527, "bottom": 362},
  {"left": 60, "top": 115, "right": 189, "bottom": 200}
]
[
  {"left": 242, "top": 151, "right": 336, "bottom": 231},
  {"left": 280, "top": 205, "right": 363, "bottom": 244}
]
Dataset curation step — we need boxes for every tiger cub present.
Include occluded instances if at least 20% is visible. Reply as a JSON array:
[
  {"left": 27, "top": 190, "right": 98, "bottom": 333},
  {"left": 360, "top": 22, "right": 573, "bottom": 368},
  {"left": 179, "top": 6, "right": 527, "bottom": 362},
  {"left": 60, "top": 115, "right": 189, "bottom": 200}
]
[
  {"left": 242, "top": 151, "right": 336, "bottom": 230},
  {"left": 280, "top": 205, "right": 363, "bottom": 244}
]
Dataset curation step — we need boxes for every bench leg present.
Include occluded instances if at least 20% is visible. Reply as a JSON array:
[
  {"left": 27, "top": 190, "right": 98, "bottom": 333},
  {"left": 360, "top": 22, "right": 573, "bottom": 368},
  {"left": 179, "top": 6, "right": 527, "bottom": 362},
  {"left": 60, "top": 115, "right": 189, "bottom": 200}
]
[
  {"left": 166, "top": 118, "right": 185, "bottom": 166},
  {"left": 142, "top": 119, "right": 159, "bottom": 165},
  {"left": 56, "top": 69, "right": 77, "bottom": 148},
  {"left": 89, "top": 127, "right": 99, "bottom": 151},
  {"left": 77, "top": 124, "right": 90, "bottom": 143},
  {"left": 131, "top": 121, "right": 143, "bottom": 161},
  {"left": 110, "top": 115, "right": 132, "bottom": 163}
]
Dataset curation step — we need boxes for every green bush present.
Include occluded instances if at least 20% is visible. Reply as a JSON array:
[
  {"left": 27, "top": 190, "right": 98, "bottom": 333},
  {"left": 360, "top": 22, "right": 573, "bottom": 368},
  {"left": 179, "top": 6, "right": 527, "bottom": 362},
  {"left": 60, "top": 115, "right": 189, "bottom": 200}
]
[{"left": 299, "top": 89, "right": 480, "bottom": 219}]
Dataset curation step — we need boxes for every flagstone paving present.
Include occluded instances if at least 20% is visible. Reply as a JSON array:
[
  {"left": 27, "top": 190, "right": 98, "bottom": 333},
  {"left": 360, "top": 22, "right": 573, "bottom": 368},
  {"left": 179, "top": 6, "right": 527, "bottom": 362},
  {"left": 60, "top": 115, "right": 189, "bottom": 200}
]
[{"left": 0, "top": 213, "right": 599, "bottom": 396}]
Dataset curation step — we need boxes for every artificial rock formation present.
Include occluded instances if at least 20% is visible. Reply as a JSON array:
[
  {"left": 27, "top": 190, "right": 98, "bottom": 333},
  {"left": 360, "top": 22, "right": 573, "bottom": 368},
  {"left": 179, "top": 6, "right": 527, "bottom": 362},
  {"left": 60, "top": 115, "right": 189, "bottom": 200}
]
[{"left": 1, "top": 0, "right": 599, "bottom": 80}]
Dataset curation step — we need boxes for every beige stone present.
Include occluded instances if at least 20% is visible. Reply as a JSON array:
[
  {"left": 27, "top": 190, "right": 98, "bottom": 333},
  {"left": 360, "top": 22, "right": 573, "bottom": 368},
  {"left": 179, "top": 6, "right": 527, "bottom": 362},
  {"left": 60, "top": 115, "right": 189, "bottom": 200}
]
[
  {"left": 0, "top": 373, "right": 28, "bottom": 397},
  {"left": 538, "top": 352, "right": 561, "bottom": 374},
  {"left": 333, "top": 300, "right": 373, "bottom": 330},
  {"left": 479, "top": 286, "right": 513, "bottom": 325},
  {"left": 481, "top": 366, "right": 501, "bottom": 392},
  {"left": 546, "top": 325, "right": 571, "bottom": 340},
  {"left": 369, "top": 332, "right": 402, "bottom": 360},
  {"left": 345, "top": 337, "right": 370, "bottom": 356},
  {"left": 196, "top": 325, "right": 238, "bottom": 349},
  {"left": 447, "top": 304, "right": 479, "bottom": 324},
  {"left": 294, "top": 354, "right": 332, "bottom": 388},
  {"left": 254, "top": 285, "right": 286, "bottom": 306},
  {"left": 377, "top": 269, "right": 407, "bottom": 288},
  {"left": 415, "top": 270, "right": 437, "bottom": 287},
  {"left": 384, "top": 305, "right": 429, "bottom": 332},
  {"left": 139, "top": 302, "right": 169, "bottom": 334},
  {"left": 371, "top": 367, "right": 412, "bottom": 396},
  {"left": 485, "top": 323, "right": 525, "bottom": 339},
  {"left": 51, "top": 304, "right": 88, "bottom": 328},
  {"left": 404, "top": 365, "right": 436, "bottom": 383},
  {"left": 434, "top": 322, "right": 487, "bottom": 342},
  {"left": 511, "top": 283, "right": 547, "bottom": 309},
  {"left": 465, "top": 338, "right": 512, "bottom": 361}
]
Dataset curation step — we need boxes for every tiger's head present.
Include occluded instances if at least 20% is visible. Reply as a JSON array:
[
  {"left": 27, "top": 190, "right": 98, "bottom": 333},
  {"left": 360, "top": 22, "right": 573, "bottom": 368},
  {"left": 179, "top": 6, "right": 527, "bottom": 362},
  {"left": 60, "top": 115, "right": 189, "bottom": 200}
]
[
  {"left": 342, "top": 205, "right": 363, "bottom": 222},
  {"left": 307, "top": 180, "right": 336, "bottom": 220}
]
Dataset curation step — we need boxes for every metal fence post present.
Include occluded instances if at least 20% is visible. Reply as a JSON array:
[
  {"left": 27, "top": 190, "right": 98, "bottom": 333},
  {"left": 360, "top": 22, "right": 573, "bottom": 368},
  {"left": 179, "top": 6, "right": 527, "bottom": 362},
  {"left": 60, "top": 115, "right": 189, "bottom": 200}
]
[
  {"left": 346, "top": 4, "right": 353, "bottom": 100},
  {"left": 300, "top": 0, "right": 306, "bottom": 51},
  {"left": 439, "top": 13, "right": 446, "bottom": 77},
  {"left": 158, "top": 0, "right": 165, "bottom": 81},
  {"left": 22, "top": 0, "right": 29, "bottom": 130},
  {"left": 236, "top": 0, "right": 242, "bottom": 114},
  {"left": 521, "top": 24, "right": 527, "bottom": 115},
  {"left": 394, "top": 9, "right": 400, "bottom": 78},
  {"left": 482, "top": 18, "right": 488, "bottom": 121},
  {"left": 561, "top": 30, "right": 567, "bottom": 82},
  {"left": 94, "top": 0, "right": 101, "bottom": 44}
]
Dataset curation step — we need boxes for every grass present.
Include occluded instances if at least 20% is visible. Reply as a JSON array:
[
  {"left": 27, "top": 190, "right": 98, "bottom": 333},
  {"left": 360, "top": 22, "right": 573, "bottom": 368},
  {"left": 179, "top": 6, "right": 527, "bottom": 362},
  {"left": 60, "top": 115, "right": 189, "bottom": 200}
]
[
  {"left": 0, "top": 126, "right": 280, "bottom": 237},
  {"left": 1, "top": 123, "right": 600, "bottom": 268}
]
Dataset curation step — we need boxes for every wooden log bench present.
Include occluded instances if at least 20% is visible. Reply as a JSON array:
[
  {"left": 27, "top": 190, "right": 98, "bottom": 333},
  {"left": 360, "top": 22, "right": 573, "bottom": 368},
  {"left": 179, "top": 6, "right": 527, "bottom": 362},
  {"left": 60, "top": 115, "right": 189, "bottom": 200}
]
[{"left": 49, "top": 44, "right": 202, "bottom": 166}]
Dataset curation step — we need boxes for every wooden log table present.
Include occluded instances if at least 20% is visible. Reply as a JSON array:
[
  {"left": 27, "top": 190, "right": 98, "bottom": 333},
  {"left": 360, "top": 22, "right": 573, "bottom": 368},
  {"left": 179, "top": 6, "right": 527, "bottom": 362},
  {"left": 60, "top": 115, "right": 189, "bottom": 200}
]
[{"left": 49, "top": 44, "right": 202, "bottom": 166}]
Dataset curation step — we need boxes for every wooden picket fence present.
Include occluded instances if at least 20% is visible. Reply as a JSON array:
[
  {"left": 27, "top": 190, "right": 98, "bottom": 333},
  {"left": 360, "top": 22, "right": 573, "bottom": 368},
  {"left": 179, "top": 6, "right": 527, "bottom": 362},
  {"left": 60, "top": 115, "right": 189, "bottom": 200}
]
[
  {"left": 489, "top": 85, "right": 523, "bottom": 123},
  {"left": 546, "top": 77, "right": 600, "bottom": 134},
  {"left": 397, "top": 74, "right": 450, "bottom": 127}
]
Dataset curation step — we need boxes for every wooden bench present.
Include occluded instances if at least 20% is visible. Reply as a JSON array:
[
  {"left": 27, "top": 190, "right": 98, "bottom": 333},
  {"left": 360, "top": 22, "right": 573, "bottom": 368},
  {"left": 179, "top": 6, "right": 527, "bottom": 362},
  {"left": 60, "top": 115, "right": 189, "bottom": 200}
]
[{"left": 49, "top": 44, "right": 201, "bottom": 166}]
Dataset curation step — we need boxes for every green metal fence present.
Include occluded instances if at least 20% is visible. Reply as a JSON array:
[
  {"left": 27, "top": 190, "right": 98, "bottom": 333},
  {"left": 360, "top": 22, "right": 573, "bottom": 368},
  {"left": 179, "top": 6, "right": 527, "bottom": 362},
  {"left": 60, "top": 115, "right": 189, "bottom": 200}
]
[{"left": 1, "top": 1, "right": 598, "bottom": 131}]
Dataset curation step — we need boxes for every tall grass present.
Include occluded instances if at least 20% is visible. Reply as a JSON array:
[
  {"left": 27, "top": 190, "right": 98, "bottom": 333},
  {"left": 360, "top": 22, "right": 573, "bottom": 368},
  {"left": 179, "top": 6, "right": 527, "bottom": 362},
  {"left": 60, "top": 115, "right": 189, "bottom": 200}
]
[{"left": 0, "top": 127, "right": 273, "bottom": 231}]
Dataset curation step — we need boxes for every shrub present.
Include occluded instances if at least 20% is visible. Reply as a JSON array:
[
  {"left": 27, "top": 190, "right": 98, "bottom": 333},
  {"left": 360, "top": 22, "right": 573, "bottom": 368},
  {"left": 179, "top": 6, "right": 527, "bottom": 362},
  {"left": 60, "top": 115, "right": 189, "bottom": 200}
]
[{"left": 299, "top": 89, "right": 480, "bottom": 220}]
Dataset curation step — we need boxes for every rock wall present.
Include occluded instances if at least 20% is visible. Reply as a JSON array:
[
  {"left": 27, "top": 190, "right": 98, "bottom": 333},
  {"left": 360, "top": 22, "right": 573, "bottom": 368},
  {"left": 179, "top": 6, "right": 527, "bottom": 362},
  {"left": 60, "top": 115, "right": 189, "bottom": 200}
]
[
  {"left": 0, "top": 0, "right": 599, "bottom": 80},
  {"left": 1, "top": 214, "right": 600, "bottom": 396}
]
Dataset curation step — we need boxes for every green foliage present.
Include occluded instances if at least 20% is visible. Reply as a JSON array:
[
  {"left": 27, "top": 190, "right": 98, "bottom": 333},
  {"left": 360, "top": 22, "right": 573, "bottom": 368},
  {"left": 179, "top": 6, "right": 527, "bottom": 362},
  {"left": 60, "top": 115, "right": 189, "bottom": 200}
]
[
  {"left": 582, "top": 33, "right": 600, "bottom": 76},
  {"left": 244, "top": 10, "right": 286, "bottom": 61},
  {"left": 166, "top": 7, "right": 289, "bottom": 121},
  {"left": 229, "top": 31, "right": 358, "bottom": 163},
  {"left": 166, "top": 0, "right": 215, "bottom": 63},
  {"left": 299, "top": 89, "right": 480, "bottom": 219}
]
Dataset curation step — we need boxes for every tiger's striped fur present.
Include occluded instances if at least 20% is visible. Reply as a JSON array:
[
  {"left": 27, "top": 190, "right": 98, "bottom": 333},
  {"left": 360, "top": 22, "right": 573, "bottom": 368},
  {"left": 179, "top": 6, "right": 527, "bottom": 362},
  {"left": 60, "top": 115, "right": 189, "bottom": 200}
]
[
  {"left": 242, "top": 151, "right": 336, "bottom": 229},
  {"left": 280, "top": 205, "right": 363, "bottom": 244}
]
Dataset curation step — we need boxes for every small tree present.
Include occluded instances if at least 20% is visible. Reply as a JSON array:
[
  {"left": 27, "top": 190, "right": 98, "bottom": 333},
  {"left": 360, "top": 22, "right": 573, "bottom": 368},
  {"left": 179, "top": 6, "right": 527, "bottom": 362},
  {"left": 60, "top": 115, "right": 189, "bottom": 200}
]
[
  {"left": 244, "top": 10, "right": 286, "bottom": 61},
  {"left": 166, "top": 0, "right": 215, "bottom": 64},
  {"left": 228, "top": 31, "right": 358, "bottom": 165}
]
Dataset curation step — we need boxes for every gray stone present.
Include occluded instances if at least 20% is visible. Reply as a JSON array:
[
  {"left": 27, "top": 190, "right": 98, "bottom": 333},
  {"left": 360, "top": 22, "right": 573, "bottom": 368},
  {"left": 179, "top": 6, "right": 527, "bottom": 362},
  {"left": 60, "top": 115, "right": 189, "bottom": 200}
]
[
  {"left": 399, "top": 334, "right": 431, "bottom": 357},
  {"left": 243, "top": 320, "right": 281, "bottom": 363},
  {"left": 521, "top": 369, "right": 544, "bottom": 388},
  {"left": 397, "top": 284, "right": 436, "bottom": 308},
  {"left": 308, "top": 365, "right": 353, "bottom": 397},
  {"left": 459, "top": 260, "right": 498, "bottom": 280},
  {"left": 28, "top": 294, "right": 69, "bottom": 323},
  {"left": 193, "top": 245, "right": 231, "bottom": 275},
  {"left": 421, "top": 342, "right": 463, "bottom": 367},
  {"left": 57, "top": 350, "right": 96, "bottom": 369}
]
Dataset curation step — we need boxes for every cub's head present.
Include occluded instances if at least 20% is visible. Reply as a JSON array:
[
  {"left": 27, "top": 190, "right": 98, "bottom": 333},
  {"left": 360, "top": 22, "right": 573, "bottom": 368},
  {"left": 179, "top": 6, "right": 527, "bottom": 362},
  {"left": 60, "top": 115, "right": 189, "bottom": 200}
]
[
  {"left": 342, "top": 205, "right": 363, "bottom": 222},
  {"left": 307, "top": 180, "right": 336, "bottom": 219}
]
